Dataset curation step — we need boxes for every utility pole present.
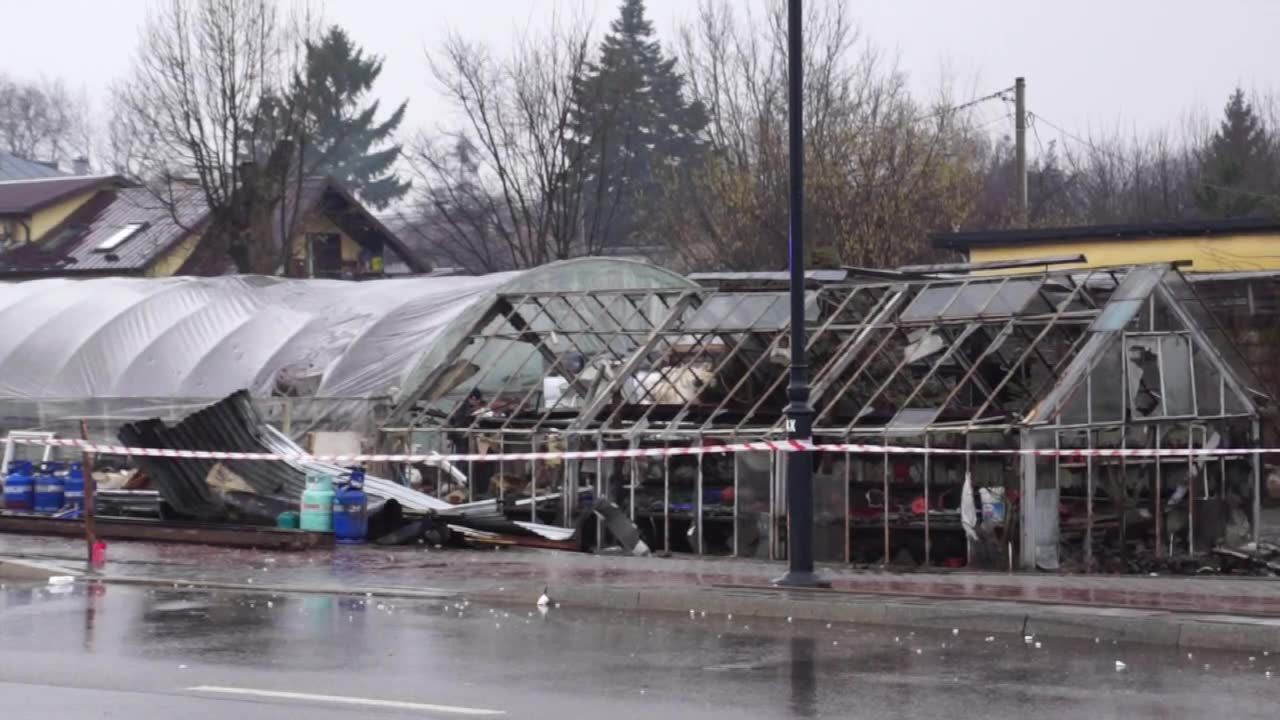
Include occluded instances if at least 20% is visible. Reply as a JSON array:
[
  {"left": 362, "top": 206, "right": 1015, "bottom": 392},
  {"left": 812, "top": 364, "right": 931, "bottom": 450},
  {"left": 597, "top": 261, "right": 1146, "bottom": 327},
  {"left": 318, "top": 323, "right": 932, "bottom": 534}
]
[
  {"left": 774, "top": 0, "right": 826, "bottom": 589},
  {"left": 1015, "top": 76, "right": 1028, "bottom": 227}
]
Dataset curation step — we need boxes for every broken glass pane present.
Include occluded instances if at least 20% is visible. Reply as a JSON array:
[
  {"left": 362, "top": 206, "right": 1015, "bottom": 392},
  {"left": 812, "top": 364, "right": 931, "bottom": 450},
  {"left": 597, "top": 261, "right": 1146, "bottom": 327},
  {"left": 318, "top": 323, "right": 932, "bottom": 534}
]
[
  {"left": 982, "top": 278, "right": 1043, "bottom": 316},
  {"left": 1225, "top": 379, "right": 1249, "bottom": 415},
  {"left": 903, "top": 329, "right": 945, "bottom": 363},
  {"left": 885, "top": 407, "right": 941, "bottom": 435},
  {"left": 1192, "top": 345, "right": 1222, "bottom": 416},
  {"left": 1157, "top": 282, "right": 1265, "bottom": 399},
  {"left": 1160, "top": 334, "right": 1193, "bottom": 416},
  {"left": 899, "top": 285, "right": 960, "bottom": 322},
  {"left": 1059, "top": 377, "right": 1088, "bottom": 425},
  {"left": 941, "top": 281, "right": 1000, "bottom": 318},
  {"left": 1090, "top": 341, "right": 1125, "bottom": 422},
  {"left": 1124, "top": 337, "right": 1163, "bottom": 417},
  {"left": 1110, "top": 265, "right": 1167, "bottom": 301},
  {"left": 685, "top": 293, "right": 783, "bottom": 330},
  {"left": 684, "top": 292, "right": 818, "bottom": 331}
]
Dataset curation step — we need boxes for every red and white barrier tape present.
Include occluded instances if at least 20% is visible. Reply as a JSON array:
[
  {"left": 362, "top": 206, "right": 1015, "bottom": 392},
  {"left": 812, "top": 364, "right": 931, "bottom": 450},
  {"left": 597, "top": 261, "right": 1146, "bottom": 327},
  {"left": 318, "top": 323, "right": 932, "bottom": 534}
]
[{"left": 9, "top": 435, "right": 1274, "bottom": 465}]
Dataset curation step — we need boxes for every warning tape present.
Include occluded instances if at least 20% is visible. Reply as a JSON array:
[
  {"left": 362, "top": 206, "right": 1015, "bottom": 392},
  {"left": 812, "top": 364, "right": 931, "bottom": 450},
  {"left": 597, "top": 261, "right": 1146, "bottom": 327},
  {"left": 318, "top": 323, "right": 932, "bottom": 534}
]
[{"left": 9, "top": 435, "right": 1275, "bottom": 465}]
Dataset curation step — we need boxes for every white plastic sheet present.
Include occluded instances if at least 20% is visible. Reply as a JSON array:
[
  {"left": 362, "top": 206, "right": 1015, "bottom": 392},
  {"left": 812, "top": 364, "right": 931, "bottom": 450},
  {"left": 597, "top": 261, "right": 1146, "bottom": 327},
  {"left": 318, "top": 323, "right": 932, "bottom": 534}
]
[
  {"left": 0, "top": 259, "right": 694, "bottom": 433},
  {"left": 0, "top": 274, "right": 510, "bottom": 400}
]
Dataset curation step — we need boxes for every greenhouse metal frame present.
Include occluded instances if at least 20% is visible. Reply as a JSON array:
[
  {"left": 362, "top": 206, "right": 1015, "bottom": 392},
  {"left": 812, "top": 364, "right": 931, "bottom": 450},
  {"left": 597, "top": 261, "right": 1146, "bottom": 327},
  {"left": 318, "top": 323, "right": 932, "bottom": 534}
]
[{"left": 392, "top": 263, "right": 1267, "bottom": 570}]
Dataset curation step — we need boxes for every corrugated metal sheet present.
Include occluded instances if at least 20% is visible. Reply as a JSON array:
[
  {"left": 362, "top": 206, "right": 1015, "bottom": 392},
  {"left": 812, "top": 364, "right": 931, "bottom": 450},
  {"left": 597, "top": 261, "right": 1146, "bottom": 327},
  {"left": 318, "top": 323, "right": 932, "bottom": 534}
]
[
  {"left": 119, "top": 390, "right": 303, "bottom": 519},
  {"left": 0, "top": 175, "right": 121, "bottom": 214},
  {"left": 0, "top": 151, "right": 65, "bottom": 182},
  {"left": 119, "top": 391, "right": 450, "bottom": 519},
  {"left": 0, "top": 186, "right": 207, "bottom": 274},
  {"left": 119, "top": 390, "right": 579, "bottom": 543}
]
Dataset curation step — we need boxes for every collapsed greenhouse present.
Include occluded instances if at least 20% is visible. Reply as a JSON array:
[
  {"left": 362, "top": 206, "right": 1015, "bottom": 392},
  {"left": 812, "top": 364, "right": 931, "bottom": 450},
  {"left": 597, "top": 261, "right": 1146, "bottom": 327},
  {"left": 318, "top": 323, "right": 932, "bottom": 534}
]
[{"left": 0, "top": 259, "right": 1269, "bottom": 570}]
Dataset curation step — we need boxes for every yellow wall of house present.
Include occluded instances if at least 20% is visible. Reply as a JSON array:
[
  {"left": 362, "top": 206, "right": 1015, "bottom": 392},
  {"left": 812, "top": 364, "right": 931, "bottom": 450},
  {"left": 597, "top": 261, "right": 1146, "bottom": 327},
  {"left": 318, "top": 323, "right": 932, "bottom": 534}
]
[
  {"left": 145, "top": 232, "right": 203, "bottom": 277},
  {"left": 967, "top": 232, "right": 1280, "bottom": 273},
  {"left": 289, "top": 215, "right": 360, "bottom": 260},
  {"left": 29, "top": 190, "right": 98, "bottom": 240},
  {"left": 289, "top": 215, "right": 377, "bottom": 271}
]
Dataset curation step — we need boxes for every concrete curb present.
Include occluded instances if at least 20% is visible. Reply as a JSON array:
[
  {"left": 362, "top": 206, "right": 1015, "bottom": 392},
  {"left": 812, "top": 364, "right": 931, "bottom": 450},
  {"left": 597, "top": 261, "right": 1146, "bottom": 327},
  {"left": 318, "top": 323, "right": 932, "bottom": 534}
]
[
  {"left": 0, "top": 556, "right": 81, "bottom": 582},
  {"left": 83, "top": 573, "right": 1280, "bottom": 653}
]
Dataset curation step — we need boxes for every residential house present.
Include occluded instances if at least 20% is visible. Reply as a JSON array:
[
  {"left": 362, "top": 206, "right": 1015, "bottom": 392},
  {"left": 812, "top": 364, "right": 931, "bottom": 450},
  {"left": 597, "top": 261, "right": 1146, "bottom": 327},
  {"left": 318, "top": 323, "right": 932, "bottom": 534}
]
[
  {"left": 0, "top": 175, "right": 125, "bottom": 252},
  {"left": 931, "top": 217, "right": 1280, "bottom": 273},
  {"left": 0, "top": 175, "right": 427, "bottom": 280}
]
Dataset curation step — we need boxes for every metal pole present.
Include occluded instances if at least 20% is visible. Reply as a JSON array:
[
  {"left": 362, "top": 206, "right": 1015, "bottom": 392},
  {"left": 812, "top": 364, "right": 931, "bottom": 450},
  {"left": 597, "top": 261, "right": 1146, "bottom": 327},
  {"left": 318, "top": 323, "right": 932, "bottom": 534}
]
[
  {"left": 1252, "top": 420, "right": 1262, "bottom": 546},
  {"left": 79, "top": 420, "right": 97, "bottom": 571},
  {"left": 774, "top": 0, "right": 825, "bottom": 588},
  {"left": 1015, "top": 76, "right": 1028, "bottom": 227}
]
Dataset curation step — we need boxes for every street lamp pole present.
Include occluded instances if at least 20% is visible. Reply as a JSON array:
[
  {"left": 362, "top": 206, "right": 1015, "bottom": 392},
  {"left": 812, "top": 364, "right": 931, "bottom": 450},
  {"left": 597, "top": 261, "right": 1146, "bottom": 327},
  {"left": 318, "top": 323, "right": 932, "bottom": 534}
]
[{"left": 774, "top": 0, "right": 826, "bottom": 588}]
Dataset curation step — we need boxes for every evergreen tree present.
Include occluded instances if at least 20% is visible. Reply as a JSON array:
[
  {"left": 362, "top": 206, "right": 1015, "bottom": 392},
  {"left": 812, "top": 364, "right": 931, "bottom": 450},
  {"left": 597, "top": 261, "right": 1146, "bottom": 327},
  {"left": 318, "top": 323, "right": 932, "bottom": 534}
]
[
  {"left": 1195, "top": 88, "right": 1273, "bottom": 217},
  {"left": 297, "top": 26, "right": 409, "bottom": 209},
  {"left": 572, "top": 0, "right": 707, "bottom": 252}
]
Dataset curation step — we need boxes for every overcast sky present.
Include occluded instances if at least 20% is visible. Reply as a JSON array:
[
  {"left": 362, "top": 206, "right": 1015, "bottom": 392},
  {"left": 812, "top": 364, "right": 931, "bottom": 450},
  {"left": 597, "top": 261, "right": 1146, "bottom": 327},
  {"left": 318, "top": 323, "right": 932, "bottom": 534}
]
[{"left": 3, "top": 0, "right": 1278, "bottom": 161}]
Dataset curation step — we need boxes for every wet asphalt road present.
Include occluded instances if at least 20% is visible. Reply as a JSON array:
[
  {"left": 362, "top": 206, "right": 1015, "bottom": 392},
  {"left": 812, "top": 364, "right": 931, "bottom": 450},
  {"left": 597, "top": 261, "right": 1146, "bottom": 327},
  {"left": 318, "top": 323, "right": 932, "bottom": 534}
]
[{"left": 0, "top": 582, "right": 1277, "bottom": 719}]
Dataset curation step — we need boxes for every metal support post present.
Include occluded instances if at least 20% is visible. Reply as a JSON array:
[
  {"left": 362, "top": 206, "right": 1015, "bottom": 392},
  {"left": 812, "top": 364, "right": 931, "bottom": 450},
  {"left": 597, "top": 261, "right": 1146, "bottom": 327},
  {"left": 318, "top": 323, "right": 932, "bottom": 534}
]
[{"left": 774, "top": 0, "right": 826, "bottom": 588}]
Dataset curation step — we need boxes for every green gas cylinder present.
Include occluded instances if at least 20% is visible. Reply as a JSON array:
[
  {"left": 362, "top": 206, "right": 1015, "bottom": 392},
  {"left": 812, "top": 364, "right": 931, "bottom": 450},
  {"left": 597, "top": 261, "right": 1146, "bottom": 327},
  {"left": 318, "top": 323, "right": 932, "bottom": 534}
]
[{"left": 300, "top": 473, "right": 335, "bottom": 532}]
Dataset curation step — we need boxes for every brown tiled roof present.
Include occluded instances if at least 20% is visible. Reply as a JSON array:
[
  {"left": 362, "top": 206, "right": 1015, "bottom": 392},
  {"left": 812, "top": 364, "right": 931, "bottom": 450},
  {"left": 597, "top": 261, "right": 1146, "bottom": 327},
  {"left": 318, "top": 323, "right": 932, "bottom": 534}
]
[
  {"left": 1, "top": 175, "right": 426, "bottom": 277},
  {"left": 0, "top": 186, "right": 209, "bottom": 276},
  {"left": 0, "top": 175, "right": 125, "bottom": 214}
]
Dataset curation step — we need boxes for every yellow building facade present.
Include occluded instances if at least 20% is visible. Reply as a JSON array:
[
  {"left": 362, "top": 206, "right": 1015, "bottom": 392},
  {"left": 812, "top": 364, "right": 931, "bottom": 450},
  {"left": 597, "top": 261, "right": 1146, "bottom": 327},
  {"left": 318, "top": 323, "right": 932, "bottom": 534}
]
[{"left": 932, "top": 219, "right": 1280, "bottom": 273}]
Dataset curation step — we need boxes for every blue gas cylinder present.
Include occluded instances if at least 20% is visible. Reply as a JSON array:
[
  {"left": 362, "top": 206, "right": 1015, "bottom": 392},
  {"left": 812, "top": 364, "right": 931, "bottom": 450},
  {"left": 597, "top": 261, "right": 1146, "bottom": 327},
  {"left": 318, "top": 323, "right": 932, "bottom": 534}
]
[
  {"left": 4, "top": 461, "right": 35, "bottom": 511},
  {"left": 33, "top": 462, "right": 65, "bottom": 514},
  {"left": 64, "top": 463, "right": 85, "bottom": 511},
  {"left": 333, "top": 467, "right": 368, "bottom": 544}
]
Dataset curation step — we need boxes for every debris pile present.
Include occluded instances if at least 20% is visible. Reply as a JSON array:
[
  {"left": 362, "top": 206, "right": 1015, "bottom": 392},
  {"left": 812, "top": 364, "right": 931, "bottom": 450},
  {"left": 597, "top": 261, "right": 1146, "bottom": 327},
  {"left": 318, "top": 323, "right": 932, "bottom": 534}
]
[{"left": 106, "top": 390, "right": 645, "bottom": 554}]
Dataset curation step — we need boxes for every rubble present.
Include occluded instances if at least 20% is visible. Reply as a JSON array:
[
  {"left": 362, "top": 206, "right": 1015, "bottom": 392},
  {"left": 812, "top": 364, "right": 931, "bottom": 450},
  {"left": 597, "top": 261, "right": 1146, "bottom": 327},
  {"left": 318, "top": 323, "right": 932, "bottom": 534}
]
[{"left": 107, "top": 390, "right": 646, "bottom": 554}]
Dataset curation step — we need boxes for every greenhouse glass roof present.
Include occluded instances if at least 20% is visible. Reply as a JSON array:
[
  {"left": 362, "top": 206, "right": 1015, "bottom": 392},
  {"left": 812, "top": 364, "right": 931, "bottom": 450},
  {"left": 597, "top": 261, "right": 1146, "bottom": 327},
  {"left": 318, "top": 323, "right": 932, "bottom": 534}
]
[{"left": 399, "top": 263, "right": 1265, "bottom": 437}]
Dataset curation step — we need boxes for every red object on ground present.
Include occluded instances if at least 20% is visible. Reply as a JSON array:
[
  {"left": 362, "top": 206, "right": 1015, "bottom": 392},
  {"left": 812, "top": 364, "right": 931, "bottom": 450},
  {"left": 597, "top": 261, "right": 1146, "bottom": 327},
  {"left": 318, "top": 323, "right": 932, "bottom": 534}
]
[
  {"left": 910, "top": 496, "right": 927, "bottom": 514},
  {"left": 91, "top": 541, "right": 107, "bottom": 568}
]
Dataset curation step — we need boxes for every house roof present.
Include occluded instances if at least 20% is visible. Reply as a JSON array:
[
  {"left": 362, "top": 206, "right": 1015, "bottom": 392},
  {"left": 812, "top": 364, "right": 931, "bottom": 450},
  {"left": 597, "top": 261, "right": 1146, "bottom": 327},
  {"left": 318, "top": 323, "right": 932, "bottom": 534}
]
[
  {"left": 931, "top": 217, "right": 1280, "bottom": 251},
  {"left": 0, "top": 151, "right": 65, "bottom": 182},
  {"left": 274, "top": 176, "right": 429, "bottom": 273},
  {"left": 0, "top": 186, "right": 209, "bottom": 276},
  {"left": 0, "top": 175, "right": 125, "bottom": 215},
  {"left": 1, "top": 175, "right": 428, "bottom": 277}
]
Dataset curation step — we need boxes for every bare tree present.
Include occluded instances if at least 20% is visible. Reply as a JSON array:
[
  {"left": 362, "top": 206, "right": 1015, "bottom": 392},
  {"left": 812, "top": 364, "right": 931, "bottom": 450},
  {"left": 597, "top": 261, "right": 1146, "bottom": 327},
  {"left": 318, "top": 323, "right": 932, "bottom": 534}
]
[
  {"left": 109, "top": 0, "right": 311, "bottom": 275},
  {"left": 409, "top": 12, "right": 597, "bottom": 273},
  {"left": 654, "top": 0, "right": 987, "bottom": 272},
  {"left": 0, "top": 74, "right": 91, "bottom": 166}
]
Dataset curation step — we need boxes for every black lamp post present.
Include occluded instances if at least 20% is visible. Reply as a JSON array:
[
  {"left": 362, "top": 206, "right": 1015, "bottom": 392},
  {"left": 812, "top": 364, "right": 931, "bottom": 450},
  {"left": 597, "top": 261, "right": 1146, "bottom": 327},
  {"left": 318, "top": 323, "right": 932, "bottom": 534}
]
[{"left": 773, "top": 0, "right": 826, "bottom": 588}]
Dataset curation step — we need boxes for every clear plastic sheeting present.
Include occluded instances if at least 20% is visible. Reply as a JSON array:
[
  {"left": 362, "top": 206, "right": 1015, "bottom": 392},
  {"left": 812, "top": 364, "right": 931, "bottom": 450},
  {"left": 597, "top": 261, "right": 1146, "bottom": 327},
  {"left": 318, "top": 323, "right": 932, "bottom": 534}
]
[
  {"left": 0, "top": 274, "right": 510, "bottom": 400},
  {"left": 0, "top": 259, "right": 695, "bottom": 434}
]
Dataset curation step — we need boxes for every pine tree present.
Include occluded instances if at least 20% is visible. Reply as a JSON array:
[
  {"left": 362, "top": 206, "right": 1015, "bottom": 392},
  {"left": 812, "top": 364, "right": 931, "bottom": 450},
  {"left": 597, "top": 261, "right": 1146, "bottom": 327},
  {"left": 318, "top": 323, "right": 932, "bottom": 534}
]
[
  {"left": 297, "top": 26, "right": 409, "bottom": 209},
  {"left": 1195, "top": 88, "right": 1273, "bottom": 218},
  {"left": 572, "top": 0, "right": 707, "bottom": 252}
]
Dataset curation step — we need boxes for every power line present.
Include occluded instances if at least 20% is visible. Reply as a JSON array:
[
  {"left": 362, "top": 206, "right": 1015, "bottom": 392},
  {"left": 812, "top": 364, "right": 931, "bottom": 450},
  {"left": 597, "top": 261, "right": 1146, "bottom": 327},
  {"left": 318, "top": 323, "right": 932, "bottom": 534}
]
[
  {"left": 1028, "top": 112, "right": 1047, "bottom": 158},
  {"left": 977, "top": 112, "right": 1013, "bottom": 132},
  {"left": 912, "top": 86, "right": 1015, "bottom": 124},
  {"left": 1026, "top": 112, "right": 1117, "bottom": 162},
  {"left": 1031, "top": 110, "right": 1280, "bottom": 202}
]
